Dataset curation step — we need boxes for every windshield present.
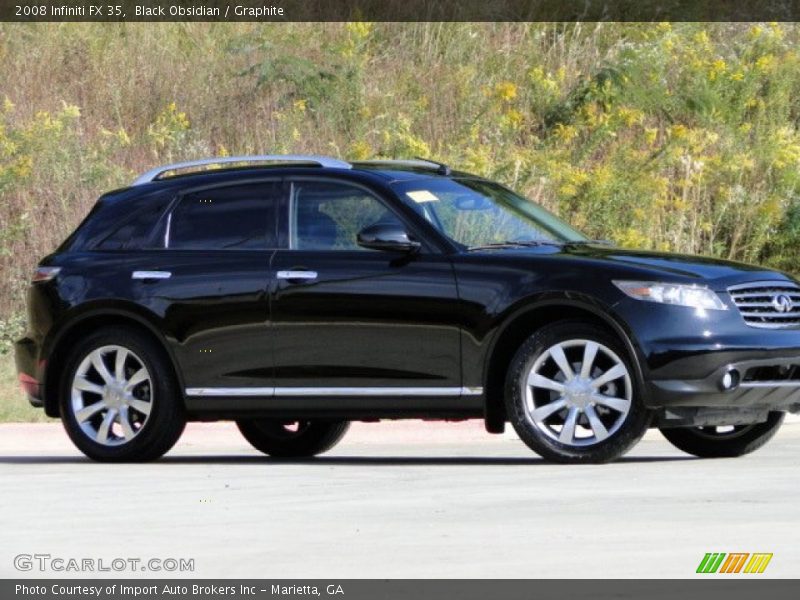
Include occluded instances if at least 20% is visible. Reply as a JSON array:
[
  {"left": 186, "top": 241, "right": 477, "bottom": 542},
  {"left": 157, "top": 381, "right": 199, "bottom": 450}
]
[{"left": 392, "top": 178, "right": 586, "bottom": 249}]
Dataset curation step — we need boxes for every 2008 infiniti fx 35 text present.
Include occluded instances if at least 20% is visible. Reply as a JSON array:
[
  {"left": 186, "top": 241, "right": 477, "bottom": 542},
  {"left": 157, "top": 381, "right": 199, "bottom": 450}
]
[{"left": 14, "top": 155, "right": 800, "bottom": 462}]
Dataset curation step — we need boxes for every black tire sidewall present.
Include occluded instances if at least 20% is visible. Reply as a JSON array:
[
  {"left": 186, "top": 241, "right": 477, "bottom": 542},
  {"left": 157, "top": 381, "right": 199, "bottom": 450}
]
[
  {"left": 659, "top": 412, "right": 785, "bottom": 458},
  {"left": 59, "top": 327, "right": 185, "bottom": 462},
  {"left": 505, "top": 320, "right": 651, "bottom": 463},
  {"left": 236, "top": 420, "right": 350, "bottom": 458}
]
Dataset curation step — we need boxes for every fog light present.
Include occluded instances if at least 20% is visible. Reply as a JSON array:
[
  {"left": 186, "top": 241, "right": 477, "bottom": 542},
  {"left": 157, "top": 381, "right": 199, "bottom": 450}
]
[{"left": 719, "top": 369, "right": 740, "bottom": 391}]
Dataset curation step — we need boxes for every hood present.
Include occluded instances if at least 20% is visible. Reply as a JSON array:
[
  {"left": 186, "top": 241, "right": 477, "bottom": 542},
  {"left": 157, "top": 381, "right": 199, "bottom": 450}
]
[{"left": 488, "top": 243, "right": 796, "bottom": 289}]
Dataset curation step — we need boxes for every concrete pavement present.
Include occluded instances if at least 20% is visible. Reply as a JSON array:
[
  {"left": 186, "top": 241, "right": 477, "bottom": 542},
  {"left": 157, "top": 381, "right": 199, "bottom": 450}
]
[{"left": 0, "top": 421, "right": 798, "bottom": 578}]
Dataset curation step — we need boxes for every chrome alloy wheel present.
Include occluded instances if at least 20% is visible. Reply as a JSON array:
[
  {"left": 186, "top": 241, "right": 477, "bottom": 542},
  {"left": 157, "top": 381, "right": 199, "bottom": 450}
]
[
  {"left": 524, "top": 339, "right": 632, "bottom": 447},
  {"left": 70, "top": 345, "right": 153, "bottom": 446}
]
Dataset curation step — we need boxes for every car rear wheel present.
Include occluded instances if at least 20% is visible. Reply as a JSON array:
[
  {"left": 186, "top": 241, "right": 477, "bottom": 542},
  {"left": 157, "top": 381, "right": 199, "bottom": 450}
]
[
  {"left": 505, "top": 320, "right": 651, "bottom": 463},
  {"left": 236, "top": 419, "right": 350, "bottom": 458},
  {"left": 59, "top": 327, "right": 185, "bottom": 462},
  {"left": 659, "top": 412, "right": 785, "bottom": 458}
]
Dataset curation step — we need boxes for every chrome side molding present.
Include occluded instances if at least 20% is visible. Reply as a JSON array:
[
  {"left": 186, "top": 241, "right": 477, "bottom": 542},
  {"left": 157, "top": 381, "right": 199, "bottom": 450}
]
[
  {"left": 186, "top": 387, "right": 274, "bottom": 397},
  {"left": 185, "top": 386, "right": 484, "bottom": 397},
  {"left": 276, "top": 270, "right": 318, "bottom": 281},
  {"left": 132, "top": 271, "right": 171, "bottom": 280}
]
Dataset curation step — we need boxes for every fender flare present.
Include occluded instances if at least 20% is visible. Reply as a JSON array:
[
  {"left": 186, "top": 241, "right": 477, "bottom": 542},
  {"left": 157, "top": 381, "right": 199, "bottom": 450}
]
[
  {"left": 42, "top": 302, "right": 185, "bottom": 413},
  {"left": 481, "top": 293, "right": 647, "bottom": 400}
]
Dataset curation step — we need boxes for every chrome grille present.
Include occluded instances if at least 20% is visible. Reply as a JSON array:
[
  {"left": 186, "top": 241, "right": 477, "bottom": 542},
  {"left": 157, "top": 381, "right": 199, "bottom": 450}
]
[{"left": 728, "top": 282, "right": 800, "bottom": 329}]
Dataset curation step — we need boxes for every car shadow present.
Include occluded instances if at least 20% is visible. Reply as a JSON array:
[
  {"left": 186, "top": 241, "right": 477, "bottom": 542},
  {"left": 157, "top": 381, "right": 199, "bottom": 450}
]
[{"left": 0, "top": 454, "right": 696, "bottom": 465}]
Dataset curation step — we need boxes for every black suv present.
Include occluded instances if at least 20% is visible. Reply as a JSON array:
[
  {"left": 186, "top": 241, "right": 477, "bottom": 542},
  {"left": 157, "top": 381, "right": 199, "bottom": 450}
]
[{"left": 14, "top": 155, "right": 800, "bottom": 462}]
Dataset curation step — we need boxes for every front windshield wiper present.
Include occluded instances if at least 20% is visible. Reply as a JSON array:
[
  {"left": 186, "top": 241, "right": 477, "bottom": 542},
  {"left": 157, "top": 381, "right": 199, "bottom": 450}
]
[
  {"left": 563, "top": 239, "right": 614, "bottom": 247},
  {"left": 466, "top": 240, "right": 564, "bottom": 251}
]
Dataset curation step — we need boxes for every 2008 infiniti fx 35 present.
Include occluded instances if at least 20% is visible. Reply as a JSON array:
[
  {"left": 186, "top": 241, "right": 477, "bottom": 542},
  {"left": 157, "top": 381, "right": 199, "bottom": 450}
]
[{"left": 14, "top": 155, "right": 800, "bottom": 462}]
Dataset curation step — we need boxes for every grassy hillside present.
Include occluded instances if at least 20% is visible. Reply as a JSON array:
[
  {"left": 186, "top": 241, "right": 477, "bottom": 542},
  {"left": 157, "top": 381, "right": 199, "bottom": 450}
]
[{"left": 2, "top": 21, "right": 800, "bottom": 358}]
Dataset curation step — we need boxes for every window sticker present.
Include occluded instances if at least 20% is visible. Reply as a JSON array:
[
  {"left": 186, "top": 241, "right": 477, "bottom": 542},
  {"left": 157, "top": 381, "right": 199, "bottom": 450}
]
[{"left": 406, "top": 190, "right": 439, "bottom": 203}]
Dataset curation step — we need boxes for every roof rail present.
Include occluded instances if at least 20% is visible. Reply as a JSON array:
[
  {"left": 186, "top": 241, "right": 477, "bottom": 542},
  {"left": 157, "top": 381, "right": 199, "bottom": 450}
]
[
  {"left": 355, "top": 158, "right": 451, "bottom": 176},
  {"left": 132, "top": 154, "right": 352, "bottom": 186}
]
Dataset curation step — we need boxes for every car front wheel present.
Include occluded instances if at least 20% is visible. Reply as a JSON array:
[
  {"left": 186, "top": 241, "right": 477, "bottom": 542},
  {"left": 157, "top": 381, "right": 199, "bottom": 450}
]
[
  {"left": 505, "top": 320, "right": 651, "bottom": 463},
  {"left": 236, "top": 419, "right": 350, "bottom": 458},
  {"left": 659, "top": 412, "right": 785, "bottom": 458}
]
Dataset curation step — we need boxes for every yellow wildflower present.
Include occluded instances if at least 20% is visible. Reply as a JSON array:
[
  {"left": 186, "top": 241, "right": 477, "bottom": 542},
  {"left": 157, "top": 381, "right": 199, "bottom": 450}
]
[
  {"left": 501, "top": 108, "right": 524, "bottom": 130},
  {"left": 61, "top": 104, "right": 81, "bottom": 119},
  {"left": 348, "top": 139, "right": 372, "bottom": 160},
  {"left": 693, "top": 30, "right": 711, "bottom": 48},
  {"left": 12, "top": 155, "right": 33, "bottom": 179},
  {"left": 708, "top": 59, "right": 727, "bottom": 81},
  {"left": 495, "top": 81, "right": 518, "bottom": 102},
  {"left": 615, "top": 106, "right": 643, "bottom": 127},
  {"left": 554, "top": 123, "right": 578, "bottom": 143},
  {"left": 755, "top": 54, "right": 775, "bottom": 72},
  {"left": 115, "top": 127, "right": 130, "bottom": 146},
  {"left": 669, "top": 124, "right": 688, "bottom": 140},
  {"left": 346, "top": 21, "right": 373, "bottom": 40}
]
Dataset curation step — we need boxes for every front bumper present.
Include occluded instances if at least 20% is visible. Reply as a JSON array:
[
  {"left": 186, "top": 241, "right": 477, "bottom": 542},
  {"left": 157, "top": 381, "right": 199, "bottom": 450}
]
[
  {"left": 645, "top": 349, "right": 800, "bottom": 428},
  {"left": 615, "top": 295, "right": 800, "bottom": 416},
  {"left": 648, "top": 355, "right": 800, "bottom": 411}
]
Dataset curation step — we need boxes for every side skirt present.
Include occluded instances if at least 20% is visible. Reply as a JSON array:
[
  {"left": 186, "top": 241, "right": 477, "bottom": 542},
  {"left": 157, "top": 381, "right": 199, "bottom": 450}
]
[{"left": 183, "top": 386, "right": 484, "bottom": 420}]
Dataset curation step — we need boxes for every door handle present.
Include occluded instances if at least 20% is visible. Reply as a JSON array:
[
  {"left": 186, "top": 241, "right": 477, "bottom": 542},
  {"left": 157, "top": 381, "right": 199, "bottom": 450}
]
[
  {"left": 277, "top": 270, "right": 318, "bottom": 281},
  {"left": 132, "top": 270, "right": 171, "bottom": 280}
]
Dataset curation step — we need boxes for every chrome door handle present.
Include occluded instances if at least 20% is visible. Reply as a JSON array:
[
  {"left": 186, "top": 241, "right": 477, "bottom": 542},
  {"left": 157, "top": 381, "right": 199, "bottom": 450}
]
[
  {"left": 132, "top": 270, "right": 171, "bottom": 280},
  {"left": 276, "top": 270, "right": 318, "bottom": 281}
]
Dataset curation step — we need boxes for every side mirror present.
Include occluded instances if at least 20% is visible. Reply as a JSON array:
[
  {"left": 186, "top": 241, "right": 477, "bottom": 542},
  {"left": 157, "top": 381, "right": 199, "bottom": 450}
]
[{"left": 357, "top": 223, "right": 421, "bottom": 253}]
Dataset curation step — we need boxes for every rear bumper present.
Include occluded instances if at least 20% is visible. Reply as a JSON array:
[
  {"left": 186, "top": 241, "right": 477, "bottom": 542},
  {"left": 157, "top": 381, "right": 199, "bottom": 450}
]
[{"left": 14, "top": 336, "right": 43, "bottom": 407}]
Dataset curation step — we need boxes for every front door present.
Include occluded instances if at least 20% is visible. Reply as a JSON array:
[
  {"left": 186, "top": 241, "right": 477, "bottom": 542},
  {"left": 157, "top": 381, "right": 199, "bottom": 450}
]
[{"left": 270, "top": 178, "right": 463, "bottom": 404}]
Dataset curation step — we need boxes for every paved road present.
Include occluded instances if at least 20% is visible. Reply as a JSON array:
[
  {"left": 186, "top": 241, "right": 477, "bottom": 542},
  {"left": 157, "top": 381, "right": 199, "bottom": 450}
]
[{"left": 1, "top": 421, "right": 798, "bottom": 578}]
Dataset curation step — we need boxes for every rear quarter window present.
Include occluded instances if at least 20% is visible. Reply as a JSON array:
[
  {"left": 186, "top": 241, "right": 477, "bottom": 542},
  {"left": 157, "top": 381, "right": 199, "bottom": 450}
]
[{"left": 95, "top": 195, "right": 172, "bottom": 250}]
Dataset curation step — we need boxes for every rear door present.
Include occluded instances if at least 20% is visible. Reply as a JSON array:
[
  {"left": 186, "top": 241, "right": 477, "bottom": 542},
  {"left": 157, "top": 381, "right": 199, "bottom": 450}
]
[
  {"left": 269, "top": 178, "right": 465, "bottom": 404},
  {"left": 131, "top": 180, "right": 283, "bottom": 394}
]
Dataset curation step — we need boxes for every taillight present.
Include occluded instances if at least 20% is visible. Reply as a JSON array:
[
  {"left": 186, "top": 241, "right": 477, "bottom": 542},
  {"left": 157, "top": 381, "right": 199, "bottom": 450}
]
[
  {"left": 18, "top": 373, "right": 40, "bottom": 398},
  {"left": 31, "top": 266, "right": 61, "bottom": 282}
]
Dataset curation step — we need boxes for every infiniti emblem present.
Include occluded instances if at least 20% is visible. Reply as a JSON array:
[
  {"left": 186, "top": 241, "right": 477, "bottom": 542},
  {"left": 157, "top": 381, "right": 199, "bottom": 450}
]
[{"left": 772, "top": 294, "right": 794, "bottom": 313}]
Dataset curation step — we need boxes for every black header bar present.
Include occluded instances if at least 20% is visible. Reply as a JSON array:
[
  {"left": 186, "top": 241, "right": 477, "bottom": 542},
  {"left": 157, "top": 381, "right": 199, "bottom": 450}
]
[
  {"left": 4, "top": 1, "right": 800, "bottom": 22},
  {"left": 3, "top": 579, "right": 800, "bottom": 600}
]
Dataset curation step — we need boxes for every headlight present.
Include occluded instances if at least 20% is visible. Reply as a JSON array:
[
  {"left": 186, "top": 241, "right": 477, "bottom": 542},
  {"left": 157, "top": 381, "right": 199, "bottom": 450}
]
[{"left": 613, "top": 280, "right": 728, "bottom": 311}]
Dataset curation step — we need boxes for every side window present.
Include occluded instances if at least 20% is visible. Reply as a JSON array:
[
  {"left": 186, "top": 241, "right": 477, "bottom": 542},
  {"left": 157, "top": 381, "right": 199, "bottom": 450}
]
[
  {"left": 291, "top": 181, "right": 403, "bottom": 251},
  {"left": 168, "top": 183, "right": 280, "bottom": 250},
  {"left": 96, "top": 195, "right": 171, "bottom": 250}
]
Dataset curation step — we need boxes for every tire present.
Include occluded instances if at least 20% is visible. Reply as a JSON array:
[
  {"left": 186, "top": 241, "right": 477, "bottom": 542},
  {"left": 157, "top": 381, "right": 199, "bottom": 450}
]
[
  {"left": 236, "top": 419, "right": 350, "bottom": 458},
  {"left": 59, "top": 326, "right": 185, "bottom": 462},
  {"left": 660, "top": 412, "right": 785, "bottom": 458},
  {"left": 505, "top": 320, "right": 651, "bottom": 464}
]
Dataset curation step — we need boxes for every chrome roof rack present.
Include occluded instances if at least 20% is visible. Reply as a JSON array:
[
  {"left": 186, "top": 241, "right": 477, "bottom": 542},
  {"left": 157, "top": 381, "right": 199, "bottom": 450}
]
[
  {"left": 132, "top": 154, "right": 352, "bottom": 186},
  {"left": 355, "top": 157, "right": 451, "bottom": 175}
]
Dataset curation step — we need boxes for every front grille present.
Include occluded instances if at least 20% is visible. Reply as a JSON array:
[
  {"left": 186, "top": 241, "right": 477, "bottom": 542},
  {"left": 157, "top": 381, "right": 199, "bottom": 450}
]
[{"left": 728, "top": 282, "right": 800, "bottom": 329}]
